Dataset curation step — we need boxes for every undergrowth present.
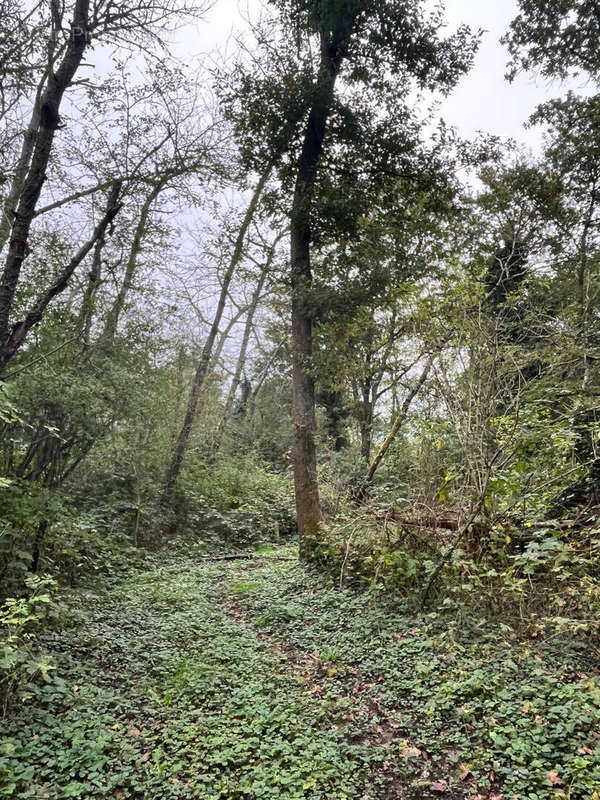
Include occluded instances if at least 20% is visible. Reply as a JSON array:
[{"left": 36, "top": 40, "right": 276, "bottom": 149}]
[
  {"left": 309, "top": 508, "right": 600, "bottom": 647},
  {"left": 1, "top": 547, "right": 599, "bottom": 799}
]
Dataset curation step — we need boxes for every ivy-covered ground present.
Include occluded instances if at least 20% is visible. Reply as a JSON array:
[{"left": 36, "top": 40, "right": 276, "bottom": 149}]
[{"left": 1, "top": 545, "right": 599, "bottom": 800}]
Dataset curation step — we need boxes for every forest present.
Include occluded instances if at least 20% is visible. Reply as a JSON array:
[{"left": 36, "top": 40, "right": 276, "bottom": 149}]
[{"left": 0, "top": 0, "right": 599, "bottom": 798}]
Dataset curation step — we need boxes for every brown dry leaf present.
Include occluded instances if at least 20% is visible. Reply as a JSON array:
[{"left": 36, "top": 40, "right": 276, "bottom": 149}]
[
  {"left": 430, "top": 780, "right": 448, "bottom": 793},
  {"left": 140, "top": 752, "right": 150, "bottom": 763},
  {"left": 128, "top": 728, "right": 141, "bottom": 737},
  {"left": 401, "top": 745, "right": 422, "bottom": 758},
  {"left": 459, "top": 765, "right": 472, "bottom": 781},
  {"left": 577, "top": 746, "right": 593, "bottom": 755},
  {"left": 547, "top": 770, "right": 562, "bottom": 786}
]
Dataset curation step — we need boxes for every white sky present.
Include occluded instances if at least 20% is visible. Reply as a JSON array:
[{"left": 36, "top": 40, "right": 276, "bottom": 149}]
[
  {"left": 438, "top": 0, "right": 594, "bottom": 148},
  {"left": 171, "top": 0, "right": 593, "bottom": 155}
]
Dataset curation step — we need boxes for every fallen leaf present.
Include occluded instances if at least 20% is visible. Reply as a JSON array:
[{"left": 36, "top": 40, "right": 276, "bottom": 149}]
[
  {"left": 547, "top": 770, "right": 562, "bottom": 786},
  {"left": 140, "top": 752, "right": 150, "bottom": 763},
  {"left": 401, "top": 745, "right": 422, "bottom": 758},
  {"left": 430, "top": 780, "right": 448, "bottom": 793},
  {"left": 577, "top": 746, "right": 593, "bottom": 755},
  {"left": 128, "top": 728, "right": 141, "bottom": 737}
]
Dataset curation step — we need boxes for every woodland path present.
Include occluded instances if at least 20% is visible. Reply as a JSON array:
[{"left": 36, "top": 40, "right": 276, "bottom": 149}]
[{"left": 1, "top": 545, "right": 598, "bottom": 799}]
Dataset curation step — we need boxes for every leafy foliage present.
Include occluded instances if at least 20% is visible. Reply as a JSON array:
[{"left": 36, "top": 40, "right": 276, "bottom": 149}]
[
  {"left": 3, "top": 552, "right": 598, "bottom": 799},
  {"left": 0, "top": 575, "right": 57, "bottom": 716}
]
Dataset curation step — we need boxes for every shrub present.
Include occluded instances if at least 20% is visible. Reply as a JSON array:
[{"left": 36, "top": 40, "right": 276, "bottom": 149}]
[{"left": 0, "top": 575, "right": 57, "bottom": 715}]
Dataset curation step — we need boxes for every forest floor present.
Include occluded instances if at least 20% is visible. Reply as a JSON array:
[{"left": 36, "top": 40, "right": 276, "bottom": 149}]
[{"left": 1, "top": 543, "right": 599, "bottom": 800}]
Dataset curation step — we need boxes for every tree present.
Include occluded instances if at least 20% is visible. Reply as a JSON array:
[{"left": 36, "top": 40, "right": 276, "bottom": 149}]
[
  {"left": 313, "top": 166, "right": 459, "bottom": 463},
  {"left": 160, "top": 165, "right": 273, "bottom": 508},
  {"left": 234, "top": 0, "right": 478, "bottom": 553},
  {"left": 354, "top": 345, "right": 442, "bottom": 503},
  {"left": 505, "top": 1, "right": 600, "bottom": 81},
  {"left": 0, "top": 0, "right": 206, "bottom": 374},
  {"left": 213, "top": 228, "right": 284, "bottom": 454}
]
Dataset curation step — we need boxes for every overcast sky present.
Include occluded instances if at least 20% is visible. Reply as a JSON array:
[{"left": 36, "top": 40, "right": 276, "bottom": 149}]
[
  {"left": 173, "top": 0, "right": 590, "bottom": 155},
  {"left": 438, "top": 0, "right": 593, "bottom": 149}
]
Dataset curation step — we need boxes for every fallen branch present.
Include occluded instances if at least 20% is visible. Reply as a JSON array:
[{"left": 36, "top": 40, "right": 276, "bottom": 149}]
[{"left": 196, "top": 554, "right": 296, "bottom": 562}]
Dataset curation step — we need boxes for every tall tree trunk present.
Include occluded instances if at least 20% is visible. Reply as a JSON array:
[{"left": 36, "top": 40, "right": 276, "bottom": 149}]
[
  {"left": 160, "top": 166, "right": 272, "bottom": 508},
  {"left": 290, "top": 30, "right": 346, "bottom": 555},
  {"left": 577, "top": 182, "right": 596, "bottom": 392},
  {"left": 79, "top": 180, "right": 121, "bottom": 352},
  {"left": 354, "top": 353, "right": 437, "bottom": 503},
  {"left": 213, "top": 234, "right": 280, "bottom": 453},
  {"left": 0, "top": 73, "right": 48, "bottom": 254},
  {"left": 102, "top": 180, "right": 164, "bottom": 344},
  {"left": 358, "top": 381, "right": 373, "bottom": 462},
  {"left": 0, "top": 0, "right": 91, "bottom": 359}
]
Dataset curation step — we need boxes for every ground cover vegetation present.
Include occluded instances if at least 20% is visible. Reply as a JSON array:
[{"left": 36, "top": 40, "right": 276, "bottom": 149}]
[{"left": 1, "top": 0, "right": 600, "bottom": 797}]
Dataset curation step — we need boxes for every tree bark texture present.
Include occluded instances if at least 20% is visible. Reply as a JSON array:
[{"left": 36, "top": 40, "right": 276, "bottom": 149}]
[{"left": 102, "top": 181, "right": 165, "bottom": 344}]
